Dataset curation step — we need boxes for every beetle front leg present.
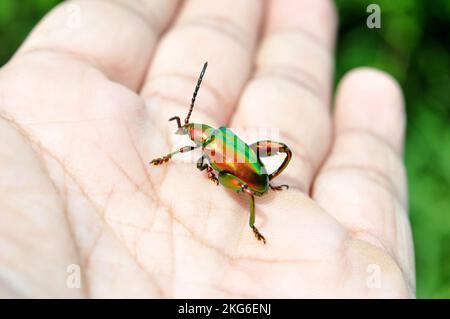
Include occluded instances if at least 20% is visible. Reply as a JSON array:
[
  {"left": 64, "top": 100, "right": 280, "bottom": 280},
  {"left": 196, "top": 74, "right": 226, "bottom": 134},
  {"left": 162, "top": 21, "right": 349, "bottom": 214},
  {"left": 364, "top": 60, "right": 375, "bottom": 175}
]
[
  {"left": 242, "top": 185, "right": 266, "bottom": 244},
  {"left": 150, "top": 145, "right": 198, "bottom": 165}
]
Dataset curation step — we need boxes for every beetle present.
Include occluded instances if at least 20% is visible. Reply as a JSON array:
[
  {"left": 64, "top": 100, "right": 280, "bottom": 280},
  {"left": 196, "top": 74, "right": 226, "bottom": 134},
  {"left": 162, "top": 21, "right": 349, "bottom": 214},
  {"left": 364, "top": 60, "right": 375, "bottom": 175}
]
[{"left": 150, "top": 62, "right": 292, "bottom": 244}]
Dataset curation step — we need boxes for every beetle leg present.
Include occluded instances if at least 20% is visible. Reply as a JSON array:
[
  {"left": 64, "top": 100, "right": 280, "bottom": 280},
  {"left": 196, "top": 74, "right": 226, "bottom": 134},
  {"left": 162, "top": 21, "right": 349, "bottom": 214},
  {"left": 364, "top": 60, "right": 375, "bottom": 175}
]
[
  {"left": 150, "top": 145, "right": 199, "bottom": 165},
  {"left": 217, "top": 172, "right": 266, "bottom": 244},
  {"left": 249, "top": 140, "right": 292, "bottom": 189},
  {"left": 269, "top": 184, "right": 289, "bottom": 191},
  {"left": 206, "top": 167, "right": 219, "bottom": 185},
  {"left": 197, "top": 156, "right": 219, "bottom": 185},
  {"left": 242, "top": 185, "right": 266, "bottom": 244},
  {"left": 196, "top": 155, "right": 208, "bottom": 170}
]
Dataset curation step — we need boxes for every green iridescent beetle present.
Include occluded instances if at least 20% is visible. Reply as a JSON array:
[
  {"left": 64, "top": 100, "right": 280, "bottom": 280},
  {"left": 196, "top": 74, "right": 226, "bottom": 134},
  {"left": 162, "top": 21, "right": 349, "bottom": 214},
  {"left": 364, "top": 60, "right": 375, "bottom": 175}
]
[{"left": 150, "top": 62, "right": 292, "bottom": 244}]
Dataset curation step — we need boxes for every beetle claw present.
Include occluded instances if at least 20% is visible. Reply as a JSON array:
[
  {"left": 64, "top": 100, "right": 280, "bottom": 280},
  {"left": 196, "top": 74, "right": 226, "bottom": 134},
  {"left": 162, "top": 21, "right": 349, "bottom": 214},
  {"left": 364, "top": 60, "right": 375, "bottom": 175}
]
[
  {"left": 150, "top": 155, "right": 171, "bottom": 165},
  {"left": 206, "top": 167, "right": 219, "bottom": 185},
  {"left": 252, "top": 226, "right": 266, "bottom": 244},
  {"left": 210, "top": 176, "right": 219, "bottom": 185},
  {"left": 270, "top": 184, "right": 289, "bottom": 191}
]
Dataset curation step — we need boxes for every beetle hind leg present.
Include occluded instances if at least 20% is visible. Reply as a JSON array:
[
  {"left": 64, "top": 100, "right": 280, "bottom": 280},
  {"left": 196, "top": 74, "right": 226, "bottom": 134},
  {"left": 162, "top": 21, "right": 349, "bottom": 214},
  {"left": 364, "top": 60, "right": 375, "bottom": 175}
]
[
  {"left": 269, "top": 184, "right": 289, "bottom": 191},
  {"left": 250, "top": 140, "right": 292, "bottom": 190}
]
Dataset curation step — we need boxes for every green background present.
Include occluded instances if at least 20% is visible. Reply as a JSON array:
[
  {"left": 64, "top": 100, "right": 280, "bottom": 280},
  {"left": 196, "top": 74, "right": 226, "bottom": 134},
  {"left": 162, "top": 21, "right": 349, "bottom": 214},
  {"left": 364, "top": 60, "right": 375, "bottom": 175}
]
[{"left": 0, "top": 0, "right": 449, "bottom": 298}]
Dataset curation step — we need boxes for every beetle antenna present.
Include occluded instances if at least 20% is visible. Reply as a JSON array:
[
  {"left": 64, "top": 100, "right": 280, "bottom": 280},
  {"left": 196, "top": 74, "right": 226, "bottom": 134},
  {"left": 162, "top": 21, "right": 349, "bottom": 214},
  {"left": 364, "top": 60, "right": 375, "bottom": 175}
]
[
  {"left": 185, "top": 61, "right": 208, "bottom": 124},
  {"left": 169, "top": 116, "right": 181, "bottom": 128}
]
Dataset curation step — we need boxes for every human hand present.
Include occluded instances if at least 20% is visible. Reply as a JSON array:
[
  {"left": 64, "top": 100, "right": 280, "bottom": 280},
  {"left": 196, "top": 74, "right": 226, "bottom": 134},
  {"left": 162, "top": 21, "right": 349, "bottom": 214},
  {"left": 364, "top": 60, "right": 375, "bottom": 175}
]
[{"left": 0, "top": 0, "right": 414, "bottom": 298}]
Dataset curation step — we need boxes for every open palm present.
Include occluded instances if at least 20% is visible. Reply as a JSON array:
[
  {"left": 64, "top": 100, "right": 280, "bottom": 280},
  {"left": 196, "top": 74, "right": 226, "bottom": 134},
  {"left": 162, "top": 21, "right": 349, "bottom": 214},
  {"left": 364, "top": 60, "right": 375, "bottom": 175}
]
[{"left": 0, "top": 0, "right": 414, "bottom": 298}]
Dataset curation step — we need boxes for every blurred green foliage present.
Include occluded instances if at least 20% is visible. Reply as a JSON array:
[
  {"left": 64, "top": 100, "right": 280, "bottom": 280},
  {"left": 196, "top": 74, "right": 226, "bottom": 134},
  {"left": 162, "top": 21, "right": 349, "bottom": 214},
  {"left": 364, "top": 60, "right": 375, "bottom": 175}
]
[
  {"left": 336, "top": 0, "right": 450, "bottom": 298},
  {"left": 0, "top": 0, "right": 448, "bottom": 298},
  {"left": 0, "top": 0, "right": 61, "bottom": 63}
]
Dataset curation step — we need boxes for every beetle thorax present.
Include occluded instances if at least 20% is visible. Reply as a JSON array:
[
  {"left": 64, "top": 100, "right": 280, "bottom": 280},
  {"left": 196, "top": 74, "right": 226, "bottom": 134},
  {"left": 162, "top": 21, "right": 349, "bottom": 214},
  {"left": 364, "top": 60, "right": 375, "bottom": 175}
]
[{"left": 188, "top": 123, "right": 215, "bottom": 143}]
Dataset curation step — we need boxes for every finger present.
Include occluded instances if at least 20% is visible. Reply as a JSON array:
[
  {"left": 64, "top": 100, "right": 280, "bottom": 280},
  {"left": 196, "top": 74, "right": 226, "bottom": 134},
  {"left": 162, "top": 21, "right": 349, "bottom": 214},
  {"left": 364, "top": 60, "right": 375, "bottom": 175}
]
[
  {"left": 312, "top": 68, "right": 415, "bottom": 289},
  {"left": 141, "top": 0, "right": 263, "bottom": 126},
  {"left": 14, "top": 0, "right": 180, "bottom": 90},
  {"left": 231, "top": 0, "right": 337, "bottom": 192}
]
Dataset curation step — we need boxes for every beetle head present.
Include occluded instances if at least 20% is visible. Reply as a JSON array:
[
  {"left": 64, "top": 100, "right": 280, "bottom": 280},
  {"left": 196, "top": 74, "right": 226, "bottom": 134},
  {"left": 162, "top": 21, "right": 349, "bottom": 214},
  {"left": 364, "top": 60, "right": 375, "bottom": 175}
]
[{"left": 168, "top": 116, "right": 192, "bottom": 136}]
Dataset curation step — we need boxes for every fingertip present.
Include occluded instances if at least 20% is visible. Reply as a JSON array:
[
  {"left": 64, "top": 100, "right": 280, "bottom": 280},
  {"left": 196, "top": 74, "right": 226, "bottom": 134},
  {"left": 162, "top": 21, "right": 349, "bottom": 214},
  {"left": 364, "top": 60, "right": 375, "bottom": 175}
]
[
  {"left": 334, "top": 67, "right": 406, "bottom": 153},
  {"left": 266, "top": 0, "right": 338, "bottom": 48}
]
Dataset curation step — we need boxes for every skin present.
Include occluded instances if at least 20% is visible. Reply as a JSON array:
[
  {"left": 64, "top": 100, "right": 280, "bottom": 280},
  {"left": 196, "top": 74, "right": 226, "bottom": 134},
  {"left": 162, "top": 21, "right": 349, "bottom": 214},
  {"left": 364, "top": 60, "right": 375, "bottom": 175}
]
[{"left": 0, "top": 0, "right": 414, "bottom": 298}]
